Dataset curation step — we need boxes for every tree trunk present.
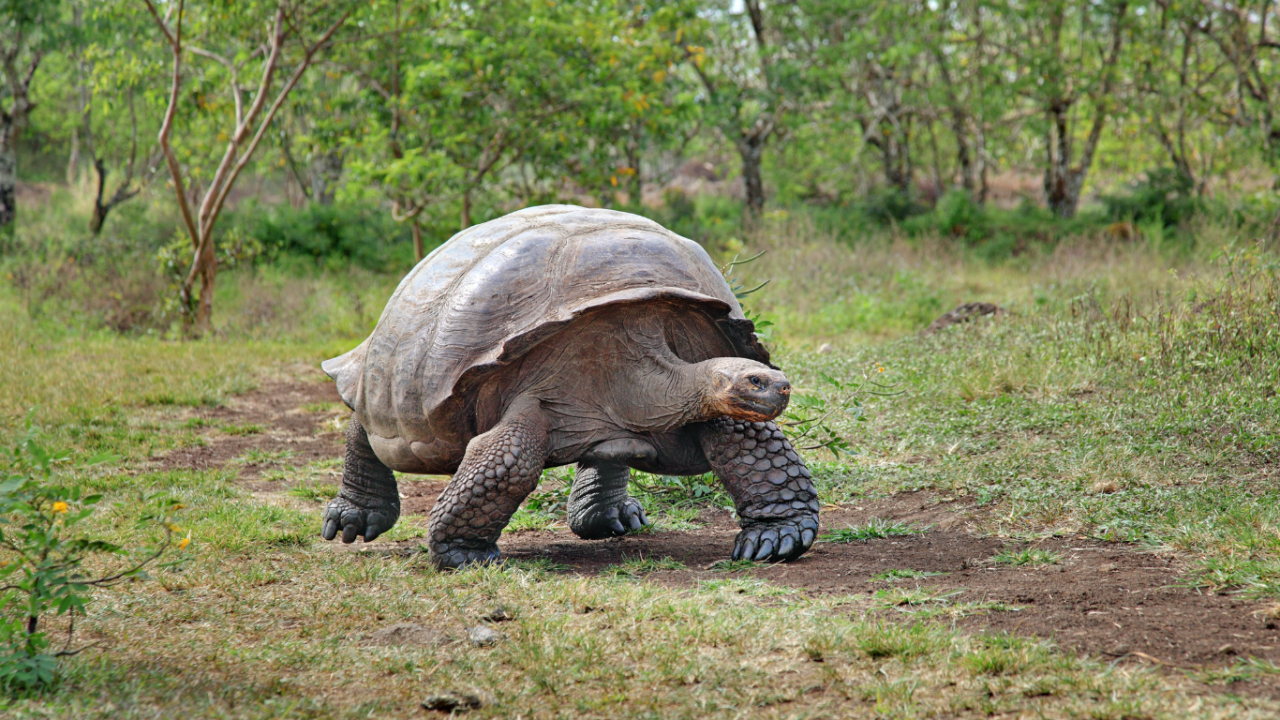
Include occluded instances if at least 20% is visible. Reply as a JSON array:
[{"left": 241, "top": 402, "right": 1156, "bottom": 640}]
[
  {"left": 625, "top": 128, "right": 642, "bottom": 207},
  {"left": 67, "top": 127, "right": 80, "bottom": 185},
  {"left": 1043, "top": 101, "right": 1075, "bottom": 217},
  {"left": 738, "top": 134, "right": 766, "bottom": 215},
  {"left": 0, "top": 117, "right": 16, "bottom": 239},
  {"left": 880, "top": 121, "right": 912, "bottom": 194},
  {"left": 411, "top": 218, "right": 423, "bottom": 262},
  {"left": 461, "top": 190, "right": 471, "bottom": 230},
  {"left": 193, "top": 239, "right": 217, "bottom": 336},
  {"left": 310, "top": 149, "right": 342, "bottom": 205},
  {"left": 90, "top": 158, "right": 108, "bottom": 236}
]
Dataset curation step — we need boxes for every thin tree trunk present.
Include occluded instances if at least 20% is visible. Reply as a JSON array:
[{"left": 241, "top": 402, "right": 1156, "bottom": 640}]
[
  {"left": 461, "top": 190, "right": 471, "bottom": 230},
  {"left": 411, "top": 218, "right": 423, "bottom": 262},
  {"left": 738, "top": 135, "right": 766, "bottom": 215},
  {"left": 67, "top": 127, "right": 80, "bottom": 185},
  {"left": 1044, "top": 100, "right": 1074, "bottom": 217},
  {"left": 90, "top": 158, "right": 109, "bottom": 235},
  {"left": 0, "top": 117, "right": 16, "bottom": 237},
  {"left": 195, "top": 239, "right": 217, "bottom": 335}
]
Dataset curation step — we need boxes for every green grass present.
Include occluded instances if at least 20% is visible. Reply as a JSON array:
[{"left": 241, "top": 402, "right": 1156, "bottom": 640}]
[
  {"left": 992, "top": 547, "right": 1063, "bottom": 567},
  {"left": 602, "top": 556, "right": 687, "bottom": 579},
  {"left": 6, "top": 223, "right": 1280, "bottom": 716},
  {"left": 222, "top": 422, "right": 265, "bottom": 436},
  {"left": 820, "top": 518, "right": 927, "bottom": 543},
  {"left": 286, "top": 479, "right": 340, "bottom": 502}
]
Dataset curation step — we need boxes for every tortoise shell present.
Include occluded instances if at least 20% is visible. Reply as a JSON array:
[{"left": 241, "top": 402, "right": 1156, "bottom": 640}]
[{"left": 323, "top": 204, "right": 769, "bottom": 459}]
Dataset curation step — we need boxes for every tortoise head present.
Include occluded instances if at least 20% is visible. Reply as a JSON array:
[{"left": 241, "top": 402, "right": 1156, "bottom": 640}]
[{"left": 698, "top": 358, "right": 792, "bottom": 422}]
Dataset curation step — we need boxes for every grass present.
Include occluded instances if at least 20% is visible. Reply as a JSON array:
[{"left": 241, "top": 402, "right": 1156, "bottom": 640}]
[
  {"left": 872, "top": 568, "right": 947, "bottom": 582},
  {"left": 992, "top": 547, "right": 1063, "bottom": 567},
  {"left": 5, "top": 216, "right": 1280, "bottom": 715},
  {"left": 602, "top": 556, "right": 687, "bottom": 579},
  {"left": 820, "top": 518, "right": 927, "bottom": 543}
]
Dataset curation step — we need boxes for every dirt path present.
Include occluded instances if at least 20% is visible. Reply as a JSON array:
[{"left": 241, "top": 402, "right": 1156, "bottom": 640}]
[{"left": 155, "top": 378, "right": 1280, "bottom": 692}]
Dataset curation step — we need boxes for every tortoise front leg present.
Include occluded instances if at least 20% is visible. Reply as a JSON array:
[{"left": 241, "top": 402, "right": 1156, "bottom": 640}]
[
  {"left": 428, "top": 397, "right": 549, "bottom": 569},
  {"left": 697, "top": 418, "right": 819, "bottom": 562},
  {"left": 321, "top": 416, "right": 401, "bottom": 543}
]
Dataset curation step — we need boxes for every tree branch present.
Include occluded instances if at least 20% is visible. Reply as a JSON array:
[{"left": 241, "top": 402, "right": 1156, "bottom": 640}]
[{"left": 143, "top": 0, "right": 201, "bottom": 252}]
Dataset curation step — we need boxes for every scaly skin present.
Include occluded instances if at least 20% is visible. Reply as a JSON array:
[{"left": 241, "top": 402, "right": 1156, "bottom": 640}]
[
  {"left": 567, "top": 462, "right": 649, "bottom": 539},
  {"left": 697, "top": 418, "right": 819, "bottom": 562},
  {"left": 428, "top": 399, "right": 549, "bottom": 569},
  {"left": 322, "top": 417, "right": 401, "bottom": 543}
]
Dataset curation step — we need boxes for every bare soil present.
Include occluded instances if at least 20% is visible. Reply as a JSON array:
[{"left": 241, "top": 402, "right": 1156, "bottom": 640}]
[{"left": 156, "top": 378, "right": 1280, "bottom": 692}]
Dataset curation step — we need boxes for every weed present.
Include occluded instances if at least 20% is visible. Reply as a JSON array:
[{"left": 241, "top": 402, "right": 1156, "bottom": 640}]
[
  {"left": 821, "top": 518, "right": 927, "bottom": 543},
  {"left": 991, "top": 547, "right": 1063, "bottom": 567},
  {"left": 602, "top": 556, "right": 686, "bottom": 579},
  {"left": 707, "top": 559, "right": 759, "bottom": 572},
  {"left": 872, "top": 568, "right": 946, "bottom": 582},
  {"left": 0, "top": 419, "right": 186, "bottom": 694},
  {"left": 872, "top": 586, "right": 964, "bottom": 610},
  {"left": 286, "top": 480, "right": 339, "bottom": 502},
  {"left": 222, "top": 423, "right": 264, "bottom": 437}
]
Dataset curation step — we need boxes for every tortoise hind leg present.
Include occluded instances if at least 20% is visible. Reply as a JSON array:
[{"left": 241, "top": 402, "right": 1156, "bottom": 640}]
[
  {"left": 322, "top": 416, "right": 401, "bottom": 543},
  {"left": 428, "top": 397, "right": 549, "bottom": 569},
  {"left": 567, "top": 462, "right": 649, "bottom": 539}
]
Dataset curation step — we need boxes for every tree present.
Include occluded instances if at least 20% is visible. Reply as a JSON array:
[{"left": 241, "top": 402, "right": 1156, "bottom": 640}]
[
  {"left": 1190, "top": 0, "right": 1280, "bottom": 190},
  {"left": 68, "top": 0, "right": 163, "bottom": 235},
  {"left": 688, "top": 0, "right": 807, "bottom": 215},
  {"left": 141, "top": 0, "right": 349, "bottom": 335},
  {"left": 997, "top": 0, "right": 1132, "bottom": 218},
  {"left": 0, "top": 0, "right": 60, "bottom": 238}
]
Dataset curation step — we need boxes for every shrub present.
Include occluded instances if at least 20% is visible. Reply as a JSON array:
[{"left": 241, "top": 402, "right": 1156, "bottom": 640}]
[
  {"left": 1102, "top": 167, "right": 1200, "bottom": 229},
  {"left": 0, "top": 416, "right": 186, "bottom": 695},
  {"left": 223, "top": 201, "right": 424, "bottom": 272}
]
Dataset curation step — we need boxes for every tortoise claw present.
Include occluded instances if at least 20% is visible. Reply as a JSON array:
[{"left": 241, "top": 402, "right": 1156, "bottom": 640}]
[
  {"left": 321, "top": 495, "right": 400, "bottom": 544},
  {"left": 732, "top": 516, "right": 816, "bottom": 563}
]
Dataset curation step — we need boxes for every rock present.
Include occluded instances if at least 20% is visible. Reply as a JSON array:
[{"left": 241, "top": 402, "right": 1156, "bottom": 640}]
[
  {"left": 422, "top": 693, "right": 483, "bottom": 713},
  {"left": 467, "top": 625, "right": 500, "bottom": 646},
  {"left": 362, "top": 622, "right": 449, "bottom": 647},
  {"left": 816, "top": 343, "right": 833, "bottom": 355},
  {"left": 481, "top": 606, "right": 512, "bottom": 623},
  {"left": 921, "top": 302, "right": 1006, "bottom": 336}
]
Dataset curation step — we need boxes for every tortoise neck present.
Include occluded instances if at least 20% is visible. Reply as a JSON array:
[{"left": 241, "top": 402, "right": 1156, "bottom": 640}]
[{"left": 671, "top": 360, "right": 725, "bottom": 424}]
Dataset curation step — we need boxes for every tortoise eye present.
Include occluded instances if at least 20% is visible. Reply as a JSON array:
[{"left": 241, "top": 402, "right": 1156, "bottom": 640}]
[{"left": 748, "top": 375, "right": 764, "bottom": 388}]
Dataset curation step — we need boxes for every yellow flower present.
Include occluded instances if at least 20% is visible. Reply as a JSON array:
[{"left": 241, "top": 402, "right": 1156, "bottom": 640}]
[
  {"left": 52, "top": 501, "right": 69, "bottom": 514},
  {"left": 167, "top": 523, "right": 182, "bottom": 533},
  {"left": 178, "top": 537, "right": 191, "bottom": 551}
]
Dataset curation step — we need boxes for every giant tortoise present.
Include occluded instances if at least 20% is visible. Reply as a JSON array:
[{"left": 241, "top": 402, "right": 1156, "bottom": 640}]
[{"left": 321, "top": 205, "right": 819, "bottom": 568}]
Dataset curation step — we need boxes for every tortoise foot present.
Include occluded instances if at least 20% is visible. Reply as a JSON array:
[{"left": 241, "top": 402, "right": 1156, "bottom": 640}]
[
  {"left": 430, "top": 539, "right": 502, "bottom": 570},
  {"left": 732, "top": 516, "right": 818, "bottom": 562},
  {"left": 570, "top": 497, "right": 650, "bottom": 540},
  {"left": 321, "top": 495, "right": 400, "bottom": 543}
]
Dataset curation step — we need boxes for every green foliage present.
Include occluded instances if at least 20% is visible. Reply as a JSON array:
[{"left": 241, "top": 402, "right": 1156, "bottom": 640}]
[
  {"left": 0, "top": 416, "right": 185, "bottom": 695},
  {"left": 1102, "top": 167, "right": 1201, "bottom": 229},
  {"left": 223, "top": 202, "right": 422, "bottom": 273}
]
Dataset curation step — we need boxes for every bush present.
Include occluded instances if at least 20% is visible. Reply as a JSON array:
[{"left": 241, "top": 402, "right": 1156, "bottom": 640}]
[
  {"left": 0, "top": 416, "right": 186, "bottom": 695},
  {"left": 223, "top": 201, "right": 426, "bottom": 272},
  {"left": 1102, "top": 167, "right": 1200, "bottom": 229}
]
